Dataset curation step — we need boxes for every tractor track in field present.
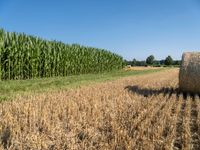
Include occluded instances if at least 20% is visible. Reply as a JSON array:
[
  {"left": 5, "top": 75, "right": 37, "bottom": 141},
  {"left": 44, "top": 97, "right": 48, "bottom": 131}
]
[
  {"left": 131, "top": 84, "right": 178, "bottom": 149},
  {"left": 160, "top": 97, "right": 179, "bottom": 149},
  {"left": 190, "top": 96, "right": 200, "bottom": 150},
  {"left": 133, "top": 98, "right": 168, "bottom": 149},
  {"left": 173, "top": 95, "right": 186, "bottom": 150}
]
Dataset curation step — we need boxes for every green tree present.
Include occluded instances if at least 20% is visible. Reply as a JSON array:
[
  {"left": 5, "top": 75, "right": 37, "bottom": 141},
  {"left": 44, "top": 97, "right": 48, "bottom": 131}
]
[
  {"left": 146, "top": 55, "right": 155, "bottom": 65},
  {"left": 131, "top": 58, "right": 137, "bottom": 66},
  {"left": 173, "top": 60, "right": 181, "bottom": 66},
  {"left": 165, "top": 55, "right": 173, "bottom": 65}
]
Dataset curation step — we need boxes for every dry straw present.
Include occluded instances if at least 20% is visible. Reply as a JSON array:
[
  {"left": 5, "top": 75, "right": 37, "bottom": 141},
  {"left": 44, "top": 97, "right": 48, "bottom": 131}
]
[{"left": 179, "top": 52, "right": 200, "bottom": 94}]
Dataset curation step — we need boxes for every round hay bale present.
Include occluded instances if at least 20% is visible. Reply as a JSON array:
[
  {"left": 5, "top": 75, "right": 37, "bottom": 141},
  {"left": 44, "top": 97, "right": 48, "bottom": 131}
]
[{"left": 179, "top": 52, "right": 200, "bottom": 94}]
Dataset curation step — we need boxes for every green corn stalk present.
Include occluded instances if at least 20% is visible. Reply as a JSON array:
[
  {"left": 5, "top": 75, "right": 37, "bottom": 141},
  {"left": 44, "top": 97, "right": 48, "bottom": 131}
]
[{"left": 0, "top": 28, "right": 124, "bottom": 80}]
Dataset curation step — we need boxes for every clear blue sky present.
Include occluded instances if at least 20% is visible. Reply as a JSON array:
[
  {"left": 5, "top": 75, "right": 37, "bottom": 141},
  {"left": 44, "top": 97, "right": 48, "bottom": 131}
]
[{"left": 1, "top": 0, "right": 200, "bottom": 60}]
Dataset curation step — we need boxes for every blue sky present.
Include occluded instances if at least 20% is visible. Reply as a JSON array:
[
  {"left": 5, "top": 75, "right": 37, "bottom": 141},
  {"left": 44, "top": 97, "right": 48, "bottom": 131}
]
[{"left": 1, "top": 0, "right": 200, "bottom": 60}]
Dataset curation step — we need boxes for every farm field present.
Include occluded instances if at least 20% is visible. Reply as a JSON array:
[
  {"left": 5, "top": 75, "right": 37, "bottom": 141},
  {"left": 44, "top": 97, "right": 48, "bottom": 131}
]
[
  {"left": 0, "top": 68, "right": 199, "bottom": 149},
  {"left": 124, "top": 66, "right": 164, "bottom": 71},
  {"left": 0, "top": 68, "right": 164, "bottom": 101}
]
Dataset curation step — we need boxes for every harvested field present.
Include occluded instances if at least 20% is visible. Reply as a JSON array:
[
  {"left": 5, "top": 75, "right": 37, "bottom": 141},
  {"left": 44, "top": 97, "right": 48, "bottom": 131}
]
[
  {"left": 124, "top": 66, "right": 162, "bottom": 71},
  {"left": 0, "top": 69, "right": 200, "bottom": 149}
]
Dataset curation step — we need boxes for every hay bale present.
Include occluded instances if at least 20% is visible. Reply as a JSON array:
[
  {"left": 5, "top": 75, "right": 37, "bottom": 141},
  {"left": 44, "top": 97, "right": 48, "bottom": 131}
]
[{"left": 179, "top": 52, "right": 200, "bottom": 94}]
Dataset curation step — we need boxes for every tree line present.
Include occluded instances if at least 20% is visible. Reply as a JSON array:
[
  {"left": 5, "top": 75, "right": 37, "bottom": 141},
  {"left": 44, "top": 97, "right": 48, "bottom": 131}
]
[{"left": 125, "top": 55, "right": 181, "bottom": 67}]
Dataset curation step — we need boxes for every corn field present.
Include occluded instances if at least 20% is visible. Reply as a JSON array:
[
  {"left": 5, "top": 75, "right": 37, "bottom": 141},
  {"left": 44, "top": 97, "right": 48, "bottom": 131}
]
[{"left": 0, "top": 29, "right": 124, "bottom": 80}]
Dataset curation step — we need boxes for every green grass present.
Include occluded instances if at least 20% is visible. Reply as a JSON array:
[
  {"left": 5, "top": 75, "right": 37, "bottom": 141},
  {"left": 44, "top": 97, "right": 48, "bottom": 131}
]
[{"left": 0, "top": 68, "right": 166, "bottom": 101}]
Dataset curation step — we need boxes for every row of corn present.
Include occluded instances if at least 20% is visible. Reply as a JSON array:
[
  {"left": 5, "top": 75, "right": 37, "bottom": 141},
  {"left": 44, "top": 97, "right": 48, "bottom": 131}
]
[{"left": 0, "top": 29, "right": 124, "bottom": 80}]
